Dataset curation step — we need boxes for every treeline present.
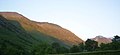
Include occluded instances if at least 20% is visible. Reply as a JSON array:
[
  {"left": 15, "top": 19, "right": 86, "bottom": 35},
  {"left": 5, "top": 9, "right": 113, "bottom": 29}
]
[
  {"left": 0, "top": 41, "right": 69, "bottom": 55},
  {"left": 69, "top": 35, "right": 120, "bottom": 53},
  {"left": 31, "top": 42, "right": 69, "bottom": 55},
  {"left": 0, "top": 35, "right": 120, "bottom": 55}
]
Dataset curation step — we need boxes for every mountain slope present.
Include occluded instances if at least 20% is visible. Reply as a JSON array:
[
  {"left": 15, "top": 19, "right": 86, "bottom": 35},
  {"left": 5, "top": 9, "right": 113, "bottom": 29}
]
[
  {"left": 0, "top": 15, "right": 69, "bottom": 50},
  {"left": 0, "top": 15, "right": 36, "bottom": 50},
  {"left": 0, "top": 12, "right": 83, "bottom": 47},
  {"left": 35, "top": 22, "right": 83, "bottom": 45}
]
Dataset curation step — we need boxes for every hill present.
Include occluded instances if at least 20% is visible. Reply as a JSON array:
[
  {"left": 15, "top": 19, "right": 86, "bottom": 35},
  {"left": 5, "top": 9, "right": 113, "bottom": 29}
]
[
  {"left": 92, "top": 35, "right": 112, "bottom": 46},
  {"left": 0, "top": 12, "right": 83, "bottom": 49}
]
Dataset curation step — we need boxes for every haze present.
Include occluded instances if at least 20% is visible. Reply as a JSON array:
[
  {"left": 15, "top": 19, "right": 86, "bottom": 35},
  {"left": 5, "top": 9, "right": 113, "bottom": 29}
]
[{"left": 0, "top": 0, "right": 120, "bottom": 40}]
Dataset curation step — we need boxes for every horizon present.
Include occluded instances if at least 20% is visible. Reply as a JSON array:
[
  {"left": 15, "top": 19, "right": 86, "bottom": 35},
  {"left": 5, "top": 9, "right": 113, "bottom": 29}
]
[{"left": 0, "top": 0, "right": 120, "bottom": 40}]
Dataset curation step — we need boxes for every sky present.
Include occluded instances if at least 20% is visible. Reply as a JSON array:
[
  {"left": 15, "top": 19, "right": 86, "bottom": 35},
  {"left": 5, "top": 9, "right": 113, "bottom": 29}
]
[{"left": 0, "top": 0, "right": 120, "bottom": 40}]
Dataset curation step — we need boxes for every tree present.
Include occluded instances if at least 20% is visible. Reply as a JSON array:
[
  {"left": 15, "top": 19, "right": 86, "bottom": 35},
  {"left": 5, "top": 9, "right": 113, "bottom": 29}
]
[
  {"left": 31, "top": 43, "right": 55, "bottom": 55},
  {"left": 0, "top": 42, "right": 28, "bottom": 55},
  {"left": 112, "top": 35, "right": 120, "bottom": 42},
  {"left": 60, "top": 46, "right": 69, "bottom": 53},
  {"left": 100, "top": 43, "right": 110, "bottom": 50},
  {"left": 51, "top": 42, "right": 69, "bottom": 53},
  {"left": 31, "top": 42, "right": 69, "bottom": 55},
  {"left": 100, "top": 35, "right": 120, "bottom": 50},
  {"left": 85, "top": 39, "right": 98, "bottom": 51},
  {"left": 70, "top": 45, "right": 79, "bottom": 53},
  {"left": 78, "top": 43, "right": 85, "bottom": 52},
  {"left": 51, "top": 42, "right": 60, "bottom": 53}
]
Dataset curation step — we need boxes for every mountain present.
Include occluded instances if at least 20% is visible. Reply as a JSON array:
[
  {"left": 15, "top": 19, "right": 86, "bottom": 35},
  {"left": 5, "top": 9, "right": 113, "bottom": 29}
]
[
  {"left": 0, "top": 12, "right": 83, "bottom": 49},
  {"left": 0, "top": 14, "right": 60, "bottom": 51},
  {"left": 92, "top": 35, "right": 112, "bottom": 46}
]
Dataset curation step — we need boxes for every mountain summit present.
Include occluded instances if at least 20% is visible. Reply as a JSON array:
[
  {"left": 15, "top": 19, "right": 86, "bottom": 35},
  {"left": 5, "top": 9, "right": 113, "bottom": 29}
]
[{"left": 92, "top": 35, "right": 112, "bottom": 46}]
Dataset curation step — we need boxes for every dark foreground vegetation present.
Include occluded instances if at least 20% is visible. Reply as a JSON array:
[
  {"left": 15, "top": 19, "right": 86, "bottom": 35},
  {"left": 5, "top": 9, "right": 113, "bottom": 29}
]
[
  {"left": 66, "top": 35, "right": 120, "bottom": 55},
  {"left": 0, "top": 35, "right": 120, "bottom": 55}
]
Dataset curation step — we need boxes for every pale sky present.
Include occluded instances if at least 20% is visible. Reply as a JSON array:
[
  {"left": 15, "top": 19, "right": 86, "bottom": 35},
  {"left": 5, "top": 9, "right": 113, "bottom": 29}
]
[{"left": 0, "top": 0, "right": 120, "bottom": 40}]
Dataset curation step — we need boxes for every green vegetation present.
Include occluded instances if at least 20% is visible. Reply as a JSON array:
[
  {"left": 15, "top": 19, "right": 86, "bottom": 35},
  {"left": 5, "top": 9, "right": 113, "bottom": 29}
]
[
  {"left": 67, "top": 35, "right": 120, "bottom": 55},
  {"left": 99, "top": 35, "right": 120, "bottom": 50},
  {"left": 85, "top": 39, "right": 98, "bottom": 51},
  {"left": 31, "top": 42, "right": 69, "bottom": 55},
  {"left": 0, "top": 40, "right": 69, "bottom": 55},
  {"left": 0, "top": 15, "right": 69, "bottom": 55}
]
